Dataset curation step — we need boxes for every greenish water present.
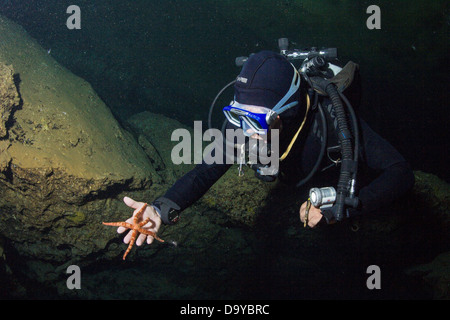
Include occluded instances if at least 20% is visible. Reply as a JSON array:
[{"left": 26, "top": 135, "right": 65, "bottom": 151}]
[
  {"left": 2, "top": 0, "right": 448, "bottom": 181},
  {"left": 0, "top": 0, "right": 448, "bottom": 300}
]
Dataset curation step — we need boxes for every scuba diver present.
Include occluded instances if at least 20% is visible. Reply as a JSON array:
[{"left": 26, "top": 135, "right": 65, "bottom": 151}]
[{"left": 117, "top": 40, "right": 415, "bottom": 246}]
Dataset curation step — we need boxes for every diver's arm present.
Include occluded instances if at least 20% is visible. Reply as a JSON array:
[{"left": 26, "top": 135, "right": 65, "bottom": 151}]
[
  {"left": 355, "top": 161, "right": 414, "bottom": 214},
  {"left": 154, "top": 123, "right": 237, "bottom": 223},
  {"left": 118, "top": 162, "right": 231, "bottom": 244},
  {"left": 350, "top": 119, "right": 415, "bottom": 215},
  {"left": 161, "top": 162, "right": 232, "bottom": 212}
]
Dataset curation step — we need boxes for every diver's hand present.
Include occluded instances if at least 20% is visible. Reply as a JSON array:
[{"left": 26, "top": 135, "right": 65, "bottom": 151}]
[
  {"left": 299, "top": 201, "right": 323, "bottom": 228},
  {"left": 118, "top": 196, "right": 162, "bottom": 245}
]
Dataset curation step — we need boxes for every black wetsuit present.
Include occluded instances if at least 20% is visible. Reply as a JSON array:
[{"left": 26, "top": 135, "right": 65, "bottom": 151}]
[
  {"left": 160, "top": 110, "right": 414, "bottom": 220},
  {"left": 158, "top": 70, "right": 415, "bottom": 221}
]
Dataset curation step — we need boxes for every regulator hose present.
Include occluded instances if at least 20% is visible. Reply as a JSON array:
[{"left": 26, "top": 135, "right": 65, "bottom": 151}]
[
  {"left": 338, "top": 90, "right": 360, "bottom": 194},
  {"left": 208, "top": 80, "right": 236, "bottom": 131},
  {"left": 296, "top": 101, "right": 327, "bottom": 188},
  {"left": 327, "top": 83, "right": 353, "bottom": 221},
  {"left": 310, "top": 76, "right": 356, "bottom": 221}
]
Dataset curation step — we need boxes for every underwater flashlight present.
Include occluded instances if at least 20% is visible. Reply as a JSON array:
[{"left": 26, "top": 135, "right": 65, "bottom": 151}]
[{"left": 309, "top": 187, "right": 336, "bottom": 209}]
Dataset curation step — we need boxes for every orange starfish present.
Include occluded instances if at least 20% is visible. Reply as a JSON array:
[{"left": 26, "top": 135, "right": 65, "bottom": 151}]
[{"left": 102, "top": 203, "right": 164, "bottom": 260}]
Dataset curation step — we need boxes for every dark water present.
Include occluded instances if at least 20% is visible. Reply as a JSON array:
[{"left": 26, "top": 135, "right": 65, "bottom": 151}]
[
  {"left": 0, "top": 0, "right": 448, "bottom": 301},
  {"left": 1, "top": 0, "right": 448, "bottom": 181}
]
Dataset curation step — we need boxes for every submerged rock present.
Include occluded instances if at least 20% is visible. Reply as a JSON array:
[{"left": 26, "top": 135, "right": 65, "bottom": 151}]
[
  {"left": 405, "top": 171, "right": 450, "bottom": 299},
  {"left": 407, "top": 251, "right": 450, "bottom": 299},
  {"left": 0, "top": 15, "right": 160, "bottom": 276},
  {"left": 412, "top": 170, "right": 450, "bottom": 225},
  {"left": 0, "top": 62, "right": 20, "bottom": 138}
]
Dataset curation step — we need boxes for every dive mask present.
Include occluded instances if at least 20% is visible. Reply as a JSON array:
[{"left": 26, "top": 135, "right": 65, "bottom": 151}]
[{"left": 223, "top": 103, "right": 277, "bottom": 136}]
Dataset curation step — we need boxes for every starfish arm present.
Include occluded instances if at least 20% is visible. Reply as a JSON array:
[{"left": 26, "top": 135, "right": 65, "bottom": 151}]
[
  {"left": 139, "top": 217, "right": 151, "bottom": 227},
  {"left": 133, "top": 203, "right": 148, "bottom": 224},
  {"left": 138, "top": 228, "right": 165, "bottom": 243},
  {"left": 102, "top": 221, "right": 134, "bottom": 229},
  {"left": 123, "top": 230, "right": 138, "bottom": 260}
]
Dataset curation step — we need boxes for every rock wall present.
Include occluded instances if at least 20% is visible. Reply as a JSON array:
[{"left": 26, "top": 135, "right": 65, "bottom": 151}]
[
  {"left": 0, "top": 15, "right": 162, "bottom": 275},
  {"left": 405, "top": 171, "right": 450, "bottom": 299},
  {"left": 0, "top": 62, "right": 20, "bottom": 137}
]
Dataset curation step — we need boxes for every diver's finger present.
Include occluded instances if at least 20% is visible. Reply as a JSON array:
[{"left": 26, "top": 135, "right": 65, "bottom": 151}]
[
  {"left": 123, "top": 230, "right": 132, "bottom": 244},
  {"left": 309, "top": 216, "right": 322, "bottom": 228},
  {"left": 300, "top": 201, "right": 307, "bottom": 211},
  {"left": 136, "top": 233, "right": 147, "bottom": 246},
  {"left": 299, "top": 206, "right": 305, "bottom": 222},
  {"left": 147, "top": 235, "right": 154, "bottom": 245},
  {"left": 123, "top": 196, "right": 141, "bottom": 210}
]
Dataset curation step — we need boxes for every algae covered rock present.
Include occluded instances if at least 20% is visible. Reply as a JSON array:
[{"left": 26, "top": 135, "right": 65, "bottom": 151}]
[
  {"left": 202, "top": 167, "right": 276, "bottom": 226},
  {"left": 405, "top": 171, "right": 450, "bottom": 299},
  {"left": 127, "top": 111, "right": 197, "bottom": 188},
  {"left": 407, "top": 251, "right": 450, "bottom": 299},
  {"left": 0, "top": 62, "right": 20, "bottom": 138},
  {"left": 0, "top": 14, "right": 159, "bottom": 269},
  {"left": 412, "top": 170, "right": 450, "bottom": 224}
]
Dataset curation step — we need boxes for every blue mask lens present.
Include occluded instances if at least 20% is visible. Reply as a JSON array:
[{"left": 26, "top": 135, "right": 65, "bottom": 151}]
[{"left": 223, "top": 105, "right": 270, "bottom": 135}]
